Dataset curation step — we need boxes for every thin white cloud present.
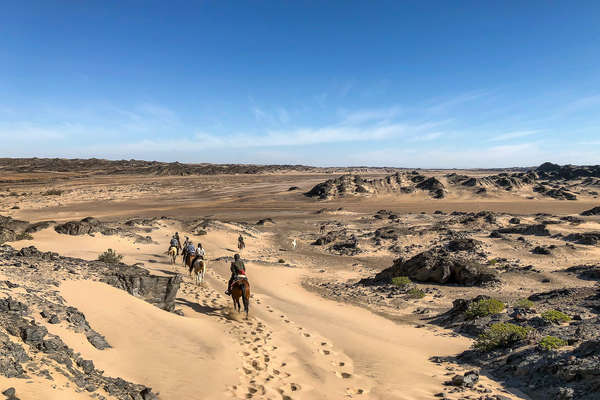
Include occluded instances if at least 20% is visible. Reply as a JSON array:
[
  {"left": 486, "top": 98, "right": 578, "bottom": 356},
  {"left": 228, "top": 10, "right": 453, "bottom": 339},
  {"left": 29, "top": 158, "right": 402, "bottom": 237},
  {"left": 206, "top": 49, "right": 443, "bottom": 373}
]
[
  {"left": 425, "top": 91, "right": 489, "bottom": 114},
  {"left": 579, "top": 141, "right": 600, "bottom": 145},
  {"left": 338, "top": 106, "right": 403, "bottom": 125},
  {"left": 276, "top": 107, "right": 290, "bottom": 124},
  {"left": 488, "top": 130, "right": 540, "bottom": 142},
  {"left": 409, "top": 132, "right": 444, "bottom": 142},
  {"left": 562, "top": 94, "right": 600, "bottom": 114}
]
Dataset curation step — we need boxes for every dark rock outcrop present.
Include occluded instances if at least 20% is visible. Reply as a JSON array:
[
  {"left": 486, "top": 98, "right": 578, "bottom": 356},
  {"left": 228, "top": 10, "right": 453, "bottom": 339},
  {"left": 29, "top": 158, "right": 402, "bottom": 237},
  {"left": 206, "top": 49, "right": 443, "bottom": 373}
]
[
  {"left": 415, "top": 177, "right": 446, "bottom": 199},
  {"left": 563, "top": 265, "right": 600, "bottom": 281},
  {"left": 531, "top": 246, "right": 552, "bottom": 255},
  {"left": 24, "top": 221, "right": 54, "bottom": 233},
  {"left": 495, "top": 224, "right": 551, "bottom": 236},
  {"left": 100, "top": 265, "right": 182, "bottom": 312},
  {"left": 446, "top": 238, "right": 480, "bottom": 252},
  {"left": 54, "top": 217, "right": 104, "bottom": 236},
  {"left": 372, "top": 248, "right": 498, "bottom": 286},
  {"left": 563, "top": 232, "right": 600, "bottom": 246},
  {"left": 581, "top": 206, "right": 600, "bottom": 216}
]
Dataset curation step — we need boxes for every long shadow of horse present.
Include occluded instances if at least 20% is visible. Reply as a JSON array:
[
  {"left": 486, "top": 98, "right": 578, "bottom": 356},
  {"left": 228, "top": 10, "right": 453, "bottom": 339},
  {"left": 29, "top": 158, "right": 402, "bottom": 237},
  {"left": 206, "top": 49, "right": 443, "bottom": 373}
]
[{"left": 176, "top": 297, "right": 223, "bottom": 318}]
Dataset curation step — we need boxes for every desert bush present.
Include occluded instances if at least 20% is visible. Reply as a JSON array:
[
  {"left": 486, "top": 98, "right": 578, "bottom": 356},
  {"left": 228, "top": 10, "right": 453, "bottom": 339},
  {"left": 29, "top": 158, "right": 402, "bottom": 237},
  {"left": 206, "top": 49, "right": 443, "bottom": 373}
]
[
  {"left": 278, "top": 259, "right": 285, "bottom": 263},
  {"left": 539, "top": 336, "right": 567, "bottom": 351},
  {"left": 391, "top": 276, "right": 411, "bottom": 287},
  {"left": 474, "top": 322, "right": 531, "bottom": 352},
  {"left": 98, "top": 248, "right": 123, "bottom": 264},
  {"left": 515, "top": 298, "right": 534, "bottom": 309},
  {"left": 406, "top": 287, "right": 425, "bottom": 299},
  {"left": 542, "top": 310, "right": 571, "bottom": 324},
  {"left": 43, "top": 189, "right": 63, "bottom": 196},
  {"left": 465, "top": 298, "right": 505, "bottom": 319},
  {"left": 487, "top": 259, "right": 498, "bottom": 265}
]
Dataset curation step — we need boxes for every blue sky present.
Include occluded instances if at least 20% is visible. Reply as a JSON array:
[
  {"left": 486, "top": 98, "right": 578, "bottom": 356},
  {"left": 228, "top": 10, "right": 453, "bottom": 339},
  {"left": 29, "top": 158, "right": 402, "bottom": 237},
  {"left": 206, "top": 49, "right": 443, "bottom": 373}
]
[{"left": 1, "top": 1, "right": 599, "bottom": 167}]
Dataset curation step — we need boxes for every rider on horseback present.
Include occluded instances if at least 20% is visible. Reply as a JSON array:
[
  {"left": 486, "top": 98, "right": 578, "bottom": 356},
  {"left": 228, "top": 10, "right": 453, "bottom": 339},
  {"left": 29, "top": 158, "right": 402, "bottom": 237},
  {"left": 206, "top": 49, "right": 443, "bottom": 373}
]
[
  {"left": 225, "top": 253, "right": 246, "bottom": 295},
  {"left": 168, "top": 235, "right": 179, "bottom": 254},
  {"left": 191, "top": 242, "right": 205, "bottom": 267},
  {"left": 181, "top": 236, "right": 190, "bottom": 258},
  {"left": 185, "top": 242, "right": 195, "bottom": 257}
]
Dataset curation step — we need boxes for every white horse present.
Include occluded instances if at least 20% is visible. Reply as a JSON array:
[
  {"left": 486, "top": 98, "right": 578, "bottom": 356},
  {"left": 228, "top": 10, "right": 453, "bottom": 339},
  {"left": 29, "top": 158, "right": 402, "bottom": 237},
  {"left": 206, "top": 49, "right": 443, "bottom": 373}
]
[{"left": 190, "top": 258, "right": 206, "bottom": 285}]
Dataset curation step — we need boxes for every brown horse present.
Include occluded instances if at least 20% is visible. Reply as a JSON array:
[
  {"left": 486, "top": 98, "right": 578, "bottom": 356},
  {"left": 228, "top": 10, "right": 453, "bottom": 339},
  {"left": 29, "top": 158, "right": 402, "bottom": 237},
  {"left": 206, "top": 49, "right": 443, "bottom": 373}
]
[
  {"left": 184, "top": 252, "right": 195, "bottom": 270},
  {"left": 231, "top": 277, "right": 250, "bottom": 319}
]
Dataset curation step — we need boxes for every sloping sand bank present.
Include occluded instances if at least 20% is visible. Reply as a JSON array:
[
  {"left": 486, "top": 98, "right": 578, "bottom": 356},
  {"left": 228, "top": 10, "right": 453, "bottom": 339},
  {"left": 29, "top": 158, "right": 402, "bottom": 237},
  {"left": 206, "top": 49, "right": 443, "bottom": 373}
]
[{"left": 60, "top": 280, "right": 239, "bottom": 399}]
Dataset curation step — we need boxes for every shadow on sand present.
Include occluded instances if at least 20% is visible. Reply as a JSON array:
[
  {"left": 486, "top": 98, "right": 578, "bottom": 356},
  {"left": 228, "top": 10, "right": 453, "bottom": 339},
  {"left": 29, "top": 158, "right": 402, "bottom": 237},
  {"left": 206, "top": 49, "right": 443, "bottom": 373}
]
[{"left": 176, "top": 297, "right": 224, "bottom": 317}]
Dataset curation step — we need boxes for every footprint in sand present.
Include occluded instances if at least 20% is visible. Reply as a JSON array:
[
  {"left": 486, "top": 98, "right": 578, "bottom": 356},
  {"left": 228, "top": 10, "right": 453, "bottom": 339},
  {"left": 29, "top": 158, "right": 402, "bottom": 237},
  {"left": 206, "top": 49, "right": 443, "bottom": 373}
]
[{"left": 346, "top": 387, "right": 365, "bottom": 395}]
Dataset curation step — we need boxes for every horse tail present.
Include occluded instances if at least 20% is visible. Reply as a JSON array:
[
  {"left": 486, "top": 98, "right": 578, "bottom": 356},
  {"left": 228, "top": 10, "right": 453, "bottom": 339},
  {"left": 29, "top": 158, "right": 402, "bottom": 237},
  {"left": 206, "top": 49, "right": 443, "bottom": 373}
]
[{"left": 189, "top": 258, "right": 195, "bottom": 274}]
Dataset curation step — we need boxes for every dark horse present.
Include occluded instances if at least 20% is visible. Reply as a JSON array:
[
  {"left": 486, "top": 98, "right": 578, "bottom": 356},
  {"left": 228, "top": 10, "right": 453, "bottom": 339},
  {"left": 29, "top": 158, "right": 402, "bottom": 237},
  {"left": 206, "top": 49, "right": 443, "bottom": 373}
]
[{"left": 231, "top": 278, "right": 250, "bottom": 319}]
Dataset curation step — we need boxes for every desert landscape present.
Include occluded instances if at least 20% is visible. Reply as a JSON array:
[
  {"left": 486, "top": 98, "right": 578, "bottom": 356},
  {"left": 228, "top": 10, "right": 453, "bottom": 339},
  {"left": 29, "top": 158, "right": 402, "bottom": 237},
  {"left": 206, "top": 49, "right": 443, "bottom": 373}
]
[{"left": 0, "top": 159, "right": 598, "bottom": 400}]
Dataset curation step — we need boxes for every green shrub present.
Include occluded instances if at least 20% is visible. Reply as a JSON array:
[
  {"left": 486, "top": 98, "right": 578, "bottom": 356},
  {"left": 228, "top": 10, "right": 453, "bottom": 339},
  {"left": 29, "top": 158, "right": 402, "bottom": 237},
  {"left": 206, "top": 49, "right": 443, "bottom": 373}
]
[
  {"left": 406, "top": 288, "right": 425, "bottom": 299},
  {"left": 539, "top": 336, "right": 567, "bottom": 351},
  {"left": 515, "top": 299, "right": 534, "bottom": 309},
  {"left": 43, "top": 189, "right": 63, "bottom": 196},
  {"left": 391, "top": 276, "right": 412, "bottom": 287},
  {"left": 15, "top": 232, "right": 33, "bottom": 241},
  {"left": 487, "top": 259, "right": 498, "bottom": 265},
  {"left": 541, "top": 310, "right": 571, "bottom": 324},
  {"left": 98, "top": 249, "right": 123, "bottom": 264},
  {"left": 474, "top": 322, "right": 531, "bottom": 352},
  {"left": 465, "top": 298, "right": 506, "bottom": 319}
]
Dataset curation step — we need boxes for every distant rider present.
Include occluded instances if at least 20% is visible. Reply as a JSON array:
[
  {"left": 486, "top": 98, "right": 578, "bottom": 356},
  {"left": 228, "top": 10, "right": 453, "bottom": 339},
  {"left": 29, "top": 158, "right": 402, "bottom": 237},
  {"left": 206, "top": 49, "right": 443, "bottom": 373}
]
[{"left": 225, "top": 253, "right": 246, "bottom": 295}]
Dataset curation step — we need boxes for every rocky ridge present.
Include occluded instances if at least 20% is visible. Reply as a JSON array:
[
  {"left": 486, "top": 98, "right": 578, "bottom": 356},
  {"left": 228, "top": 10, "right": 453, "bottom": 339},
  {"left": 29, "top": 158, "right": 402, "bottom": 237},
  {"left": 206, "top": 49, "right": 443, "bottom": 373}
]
[{"left": 305, "top": 163, "right": 600, "bottom": 200}]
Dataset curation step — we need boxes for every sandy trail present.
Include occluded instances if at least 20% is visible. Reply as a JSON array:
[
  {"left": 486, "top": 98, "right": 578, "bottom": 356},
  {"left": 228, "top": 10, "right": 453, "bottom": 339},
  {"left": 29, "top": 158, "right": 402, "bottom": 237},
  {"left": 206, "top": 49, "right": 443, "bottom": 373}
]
[{"left": 208, "top": 262, "right": 527, "bottom": 400}]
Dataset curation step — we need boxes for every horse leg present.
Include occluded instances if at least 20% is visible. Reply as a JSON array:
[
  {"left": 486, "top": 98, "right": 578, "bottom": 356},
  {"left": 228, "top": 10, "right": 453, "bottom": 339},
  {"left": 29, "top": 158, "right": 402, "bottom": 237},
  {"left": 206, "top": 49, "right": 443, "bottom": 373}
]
[{"left": 241, "top": 283, "right": 250, "bottom": 319}]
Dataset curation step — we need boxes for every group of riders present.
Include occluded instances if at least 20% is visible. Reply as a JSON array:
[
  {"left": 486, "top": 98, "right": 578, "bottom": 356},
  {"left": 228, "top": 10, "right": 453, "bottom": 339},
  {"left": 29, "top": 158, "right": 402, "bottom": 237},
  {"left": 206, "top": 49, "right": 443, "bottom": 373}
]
[{"left": 168, "top": 232, "right": 247, "bottom": 296}]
